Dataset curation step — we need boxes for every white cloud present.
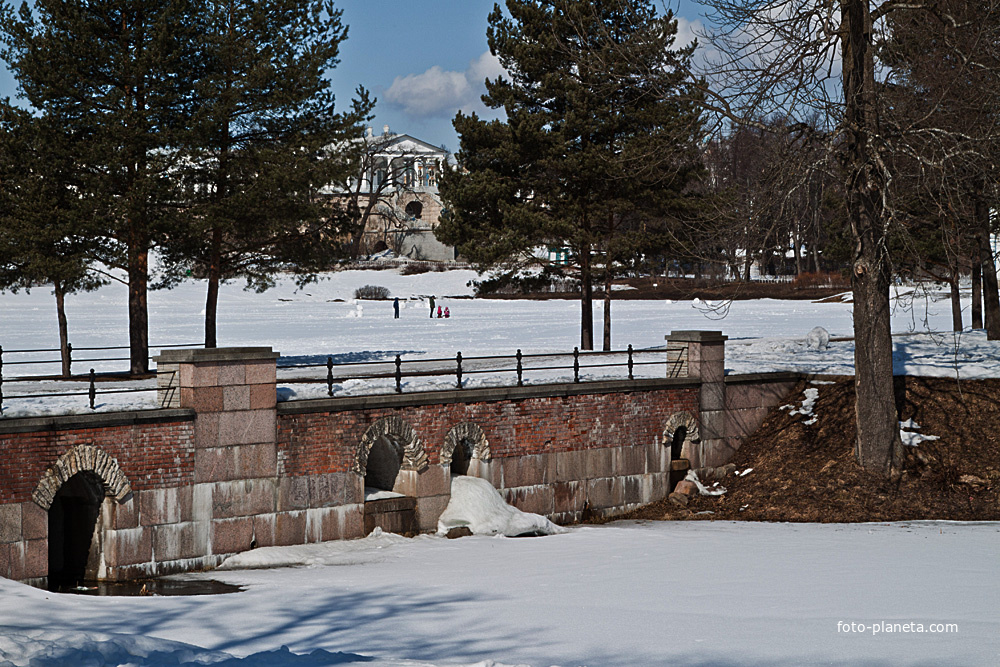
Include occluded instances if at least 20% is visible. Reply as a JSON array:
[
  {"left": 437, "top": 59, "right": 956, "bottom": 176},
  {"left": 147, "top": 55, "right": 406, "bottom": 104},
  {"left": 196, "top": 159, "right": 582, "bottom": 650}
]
[
  {"left": 384, "top": 51, "right": 505, "bottom": 119},
  {"left": 674, "top": 16, "right": 701, "bottom": 50},
  {"left": 467, "top": 50, "right": 506, "bottom": 84}
]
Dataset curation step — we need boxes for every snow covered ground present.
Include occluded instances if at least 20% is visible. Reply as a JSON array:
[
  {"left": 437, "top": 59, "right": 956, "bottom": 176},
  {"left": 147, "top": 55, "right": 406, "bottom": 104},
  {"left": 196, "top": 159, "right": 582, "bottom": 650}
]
[
  {"left": 1, "top": 520, "right": 997, "bottom": 666},
  {"left": 2, "top": 269, "right": 998, "bottom": 417},
  {"left": 2, "top": 272, "right": 999, "bottom": 665}
]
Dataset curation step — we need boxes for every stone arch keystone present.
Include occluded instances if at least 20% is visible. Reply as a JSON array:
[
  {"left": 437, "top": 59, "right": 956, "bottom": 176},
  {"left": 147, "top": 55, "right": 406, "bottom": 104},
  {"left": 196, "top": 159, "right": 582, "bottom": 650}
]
[
  {"left": 441, "top": 422, "right": 491, "bottom": 465},
  {"left": 32, "top": 445, "right": 133, "bottom": 510},
  {"left": 353, "top": 416, "right": 428, "bottom": 476}
]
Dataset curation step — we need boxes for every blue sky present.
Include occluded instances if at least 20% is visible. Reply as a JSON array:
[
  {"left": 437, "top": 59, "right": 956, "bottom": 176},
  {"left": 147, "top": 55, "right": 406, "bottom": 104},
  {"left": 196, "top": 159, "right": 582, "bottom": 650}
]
[{"left": 0, "top": 1, "right": 705, "bottom": 152}]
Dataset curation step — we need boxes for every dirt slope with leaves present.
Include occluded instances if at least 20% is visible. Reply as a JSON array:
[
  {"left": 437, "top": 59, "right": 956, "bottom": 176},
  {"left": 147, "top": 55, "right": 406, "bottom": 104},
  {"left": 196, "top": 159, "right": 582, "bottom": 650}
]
[{"left": 623, "top": 376, "right": 1000, "bottom": 523}]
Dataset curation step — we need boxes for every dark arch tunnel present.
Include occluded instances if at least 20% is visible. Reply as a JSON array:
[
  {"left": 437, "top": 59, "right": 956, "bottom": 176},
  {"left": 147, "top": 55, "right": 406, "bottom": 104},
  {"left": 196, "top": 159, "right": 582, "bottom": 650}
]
[
  {"left": 364, "top": 434, "right": 405, "bottom": 492},
  {"left": 670, "top": 425, "right": 687, "bottom": 460},
  {"left": 48, "top": 471, "right": 105, "bottom": 589},
  {"left": 450, "top": 437, "right": 474, "bottom": 476}
]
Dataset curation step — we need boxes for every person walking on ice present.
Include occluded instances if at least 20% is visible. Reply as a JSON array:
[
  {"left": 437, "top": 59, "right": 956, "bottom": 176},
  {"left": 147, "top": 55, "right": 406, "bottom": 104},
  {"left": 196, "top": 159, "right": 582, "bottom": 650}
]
[
  {"left": 393, "top": 297, "right": 400, "bottom": 319},
  {"left": 429, "top": 295, "right": 435, "bottom": 318}
]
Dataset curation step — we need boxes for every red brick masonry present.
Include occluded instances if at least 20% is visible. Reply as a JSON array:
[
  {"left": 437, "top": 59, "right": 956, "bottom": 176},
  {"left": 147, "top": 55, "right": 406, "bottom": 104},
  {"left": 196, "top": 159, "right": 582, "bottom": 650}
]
[{"left": 0, "top": 340, "right": 796, "bottom": 583}]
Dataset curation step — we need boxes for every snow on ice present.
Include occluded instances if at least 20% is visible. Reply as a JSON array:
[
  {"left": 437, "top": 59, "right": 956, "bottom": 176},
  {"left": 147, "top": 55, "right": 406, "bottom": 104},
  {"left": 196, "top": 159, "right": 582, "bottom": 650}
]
[
  {"left": 0, "top": 521, "right": 997, "bottom": 666},
  {"left": 436, "top": 476, "right": 565, "bottom": 537}
]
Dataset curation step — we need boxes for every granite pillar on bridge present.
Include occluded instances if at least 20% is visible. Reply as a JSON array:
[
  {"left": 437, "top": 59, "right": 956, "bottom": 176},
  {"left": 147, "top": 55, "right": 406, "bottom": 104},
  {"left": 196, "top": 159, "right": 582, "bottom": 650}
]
[
  {"left": 665, "top": 331, "right": 728, "bottom": 468},
  {"left": 154, "top": 347, "right": 282, "bottom": 560}
]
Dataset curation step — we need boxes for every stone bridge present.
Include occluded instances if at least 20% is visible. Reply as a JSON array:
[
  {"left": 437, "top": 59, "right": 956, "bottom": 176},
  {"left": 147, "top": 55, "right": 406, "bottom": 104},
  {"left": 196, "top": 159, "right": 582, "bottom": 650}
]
[{"left": 0, "top": 331, "right": 795, "bottom": 585}]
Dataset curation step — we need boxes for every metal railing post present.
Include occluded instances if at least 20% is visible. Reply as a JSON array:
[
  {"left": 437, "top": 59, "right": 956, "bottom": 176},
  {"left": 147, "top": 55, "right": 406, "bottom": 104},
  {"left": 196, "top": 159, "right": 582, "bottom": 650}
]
[
  {"left": 516, "top": 349, "right": 523, "bottom": 386},
  {"left": 627, "top": 344, "right": 634, "bottom": 380},
  {"left": 395, "top": 355, "right": 402, "bottom": 393},
  {"left": 456, "top": 351, "right": 463, "bottom": 388},
  {"left": 573, "top": 347, "right": 580, "bottom": 383},
  {"left": 326, "top": 356, "right": 334, "bottom": 397},
  {"left": 0, "top": 345, "right": 4, "bottom": 413},
  {"left": 88, "top": 369, "right": 96, "bottom": 409}
]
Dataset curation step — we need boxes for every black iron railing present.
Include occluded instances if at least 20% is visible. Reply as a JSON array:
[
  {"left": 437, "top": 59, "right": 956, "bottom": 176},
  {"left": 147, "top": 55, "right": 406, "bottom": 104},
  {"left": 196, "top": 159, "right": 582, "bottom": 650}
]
[
  {"left": 281, "top": 345, "right": 688, "bottom": 397},
  {"left": 0, "top": 342, "right": 688, "bottom": 415},
  {"left": 0, "top": 343, "right": 198, "bottom": 415}
]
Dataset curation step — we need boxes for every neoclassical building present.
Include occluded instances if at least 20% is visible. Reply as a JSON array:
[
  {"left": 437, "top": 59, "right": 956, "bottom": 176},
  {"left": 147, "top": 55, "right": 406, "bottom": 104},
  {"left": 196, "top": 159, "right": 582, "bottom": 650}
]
[{"left": 333, "top": 125, "right": 456, "bottom": 261}]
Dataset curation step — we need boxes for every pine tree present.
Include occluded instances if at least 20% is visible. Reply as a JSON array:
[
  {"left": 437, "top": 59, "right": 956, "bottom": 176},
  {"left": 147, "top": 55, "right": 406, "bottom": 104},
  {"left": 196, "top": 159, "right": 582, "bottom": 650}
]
[
  {"left": 437, "top": 0, "right": 702, "bottom": 350},
  {"left": 1, "top": 0, "right": 200, "bottom": 374},
  {"left": 0, "top": 105, "right": 104, "bottom": 376},
  {"left": 156, "top": 0, "right": 372, "bottom": 348}
]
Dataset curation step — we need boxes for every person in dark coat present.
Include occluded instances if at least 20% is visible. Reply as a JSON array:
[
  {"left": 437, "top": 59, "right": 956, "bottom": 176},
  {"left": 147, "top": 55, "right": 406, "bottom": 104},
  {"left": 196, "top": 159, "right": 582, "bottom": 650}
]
[
  {"left": 429, "top": 295, "right": 435, "bottom": 318},
  {"left": 393, "top": 297, "right": 400, "bottom": 319}
]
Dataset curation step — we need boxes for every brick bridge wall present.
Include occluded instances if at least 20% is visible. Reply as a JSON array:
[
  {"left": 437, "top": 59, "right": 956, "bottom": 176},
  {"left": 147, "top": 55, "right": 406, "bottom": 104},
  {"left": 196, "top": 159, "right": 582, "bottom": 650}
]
[
  {"left": 0, "top": 334, "right": 796, "bottom": 583},
  {"left": 277, "top": 381, "right": 700, "bottom": 535},
  {"left": 0, "top": 411, "right": 196, "bottom": 582}
]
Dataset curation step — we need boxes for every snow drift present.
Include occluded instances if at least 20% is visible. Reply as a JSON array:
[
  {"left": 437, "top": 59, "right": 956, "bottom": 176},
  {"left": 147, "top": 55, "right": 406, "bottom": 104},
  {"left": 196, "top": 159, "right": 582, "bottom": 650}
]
[{"left": 436, "top": 476, "right": 565, "bottom": 537}]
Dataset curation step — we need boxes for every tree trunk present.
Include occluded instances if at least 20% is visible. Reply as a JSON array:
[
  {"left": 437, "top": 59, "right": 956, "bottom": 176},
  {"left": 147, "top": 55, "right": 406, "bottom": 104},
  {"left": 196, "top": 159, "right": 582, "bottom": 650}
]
[
  {"left": 843, "top": 0, "right": 902, "bottom": 476},
  {"left": 850, "top": 243, "right": 902, "bottom": 475},
  {"left": 603, "top": 257, "right": 612, "bottom": 351},
  {"left": 349, "top": 201, "right": 365, "bottom": 259},
  {"left": 128, "top": 247, "right": 150, "bottom": 375},
  {"left": 949, "top": 266, "right": 963, "bottom": 332},
  {"left": 350, "top": 191, "right": 379, "bottom": 259},
  {"left": 972, "top": 258, "right": 983, "bottom": 329},
  {"left": 205, "top": 227, "right": 223, "bottom": 348},
  {"left": 580, "top": 244, "right": 594, "bottom": 350},
  {"left": 54, "top": 281, "right": 71, "bottom": 378},
  {"left": 979, "top": 196, "right": 1000, "bottom": 339},
  {"left": 793, "top": 226, "right": 802, "bottom": 275}
]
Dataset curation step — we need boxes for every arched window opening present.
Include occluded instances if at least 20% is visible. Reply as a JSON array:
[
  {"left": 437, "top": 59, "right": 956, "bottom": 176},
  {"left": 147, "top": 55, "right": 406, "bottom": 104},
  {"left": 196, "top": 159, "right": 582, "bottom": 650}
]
[
  {"left": 48, "top": 471, "right": 104, "bottom": 589},
  {"left": 364, "top": 435, "right": 405, "bottom": 493},
  {"left": 450, "top": 438, "right": 474, "bottom": 476}
]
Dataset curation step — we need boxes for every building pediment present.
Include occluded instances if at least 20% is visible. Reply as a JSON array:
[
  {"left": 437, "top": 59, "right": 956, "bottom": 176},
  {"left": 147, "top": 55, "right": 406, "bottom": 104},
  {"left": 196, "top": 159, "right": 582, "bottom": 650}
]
[{"left": 369, "top": 134, "right": 447, "bottom": 157}]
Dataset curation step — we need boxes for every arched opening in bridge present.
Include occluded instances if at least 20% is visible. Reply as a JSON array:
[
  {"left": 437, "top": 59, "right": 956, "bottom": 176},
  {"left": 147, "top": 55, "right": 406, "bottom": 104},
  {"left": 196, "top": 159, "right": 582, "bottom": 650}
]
[
  {"left": 48, "top": 472, "right": 104, "bottom": 589},
  {"left": 442, "top": 423, "right": 490, "bottom": 478},
  {"left": 356, "top": 418, "right": 426, "bottom": 535},
  {"left": 364, "top": 434, "right": 405, "bottom": 493},
  {"left": 450, "top": 437, "right": 474, "bottom": 476},
  {"left": 663, "top": 411, "right": 698, "bottom": 462}
]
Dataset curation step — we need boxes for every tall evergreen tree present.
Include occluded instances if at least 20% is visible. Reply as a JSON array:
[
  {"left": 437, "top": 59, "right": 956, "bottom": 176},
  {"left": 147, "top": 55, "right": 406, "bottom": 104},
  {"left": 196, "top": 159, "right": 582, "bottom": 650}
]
[
  {"left": 1, "top": 0, "right": 200, "bottom": 374},
  {"left": 437, "top": 0, "right": 702, "bottom": 350},
  {"left": 157, "top": 0, "right": 371, "bottom": 348},
  {"left": 0, "top": 105, "right": 104, "bottom": 376}
]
